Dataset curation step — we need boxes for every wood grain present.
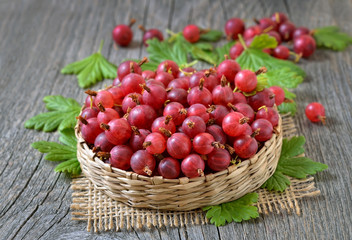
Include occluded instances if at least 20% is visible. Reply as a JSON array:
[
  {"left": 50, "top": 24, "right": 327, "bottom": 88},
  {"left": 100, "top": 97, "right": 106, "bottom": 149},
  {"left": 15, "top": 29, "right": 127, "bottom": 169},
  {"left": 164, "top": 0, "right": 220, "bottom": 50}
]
[{"left": 0, "top": 0, "right": 351, "bottom": 239}]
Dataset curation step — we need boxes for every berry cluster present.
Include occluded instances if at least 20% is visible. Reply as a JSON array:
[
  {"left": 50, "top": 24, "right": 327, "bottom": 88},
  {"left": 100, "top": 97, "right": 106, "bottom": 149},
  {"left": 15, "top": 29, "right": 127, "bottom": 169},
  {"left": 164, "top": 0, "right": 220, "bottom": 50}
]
[
  {"left": 112, "top": 19, "right": 163, "bottom": 47},
  {"left": 225, "top": 12, "right": 316, "bottom": 60},
  {"left": 110, "top": 13, "right": 330, "bottom": 125},
  {"left": 78, "top": 57, "right": 283, "bottom": 179}
]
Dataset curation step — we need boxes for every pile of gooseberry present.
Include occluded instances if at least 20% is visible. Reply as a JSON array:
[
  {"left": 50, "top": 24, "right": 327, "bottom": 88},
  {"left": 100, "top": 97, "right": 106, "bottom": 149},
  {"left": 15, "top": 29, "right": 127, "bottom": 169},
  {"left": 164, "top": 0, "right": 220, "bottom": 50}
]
[
  {"left": 178, "top": 12, "right": 316, "bottom": 60},
  {"left": 224, "top": 12, "right": 316, "bottom": 60},
  {"left": 78, "top": 58, "right": 284, "bottom": 179},
  {"left": 113, "top": 13, "right": 318, "bottom": 61}
]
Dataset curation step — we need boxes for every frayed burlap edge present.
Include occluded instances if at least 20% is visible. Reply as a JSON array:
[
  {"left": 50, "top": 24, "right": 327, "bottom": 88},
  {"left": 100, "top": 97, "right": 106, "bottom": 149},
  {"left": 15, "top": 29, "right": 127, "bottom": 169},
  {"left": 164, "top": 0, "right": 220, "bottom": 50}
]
[{"left": 70, "top": 114, "right": 321, "bottom": 232}]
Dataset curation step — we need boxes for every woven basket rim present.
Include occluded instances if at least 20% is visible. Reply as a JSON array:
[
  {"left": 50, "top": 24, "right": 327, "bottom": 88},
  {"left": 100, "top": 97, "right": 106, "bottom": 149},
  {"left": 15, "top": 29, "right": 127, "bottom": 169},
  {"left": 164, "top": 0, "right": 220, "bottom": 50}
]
[{"left": 75, "top": 108, "right": 282, "bottom": 185}]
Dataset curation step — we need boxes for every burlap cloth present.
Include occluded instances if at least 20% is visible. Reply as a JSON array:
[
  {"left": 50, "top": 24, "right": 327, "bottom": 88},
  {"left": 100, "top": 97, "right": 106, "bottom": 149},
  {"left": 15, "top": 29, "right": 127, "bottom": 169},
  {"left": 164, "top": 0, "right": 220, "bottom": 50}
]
[{"left": 70, "top": 114, "right": 321, "bottom": 232}]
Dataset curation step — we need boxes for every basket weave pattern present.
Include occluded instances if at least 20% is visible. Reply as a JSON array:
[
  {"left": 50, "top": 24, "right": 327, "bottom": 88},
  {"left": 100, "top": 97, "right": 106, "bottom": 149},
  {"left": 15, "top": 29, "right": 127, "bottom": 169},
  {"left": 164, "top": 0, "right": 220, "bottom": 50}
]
[{"left": 76, "top": 115, "right": 282, "bottom": 211}]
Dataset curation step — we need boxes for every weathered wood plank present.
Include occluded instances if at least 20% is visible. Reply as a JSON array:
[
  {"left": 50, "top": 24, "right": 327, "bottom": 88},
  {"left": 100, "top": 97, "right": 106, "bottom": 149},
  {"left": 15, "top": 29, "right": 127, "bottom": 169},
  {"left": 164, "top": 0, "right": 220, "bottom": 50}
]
[{"left": 0, "top": 1, "right": 148, "bottom": 240}]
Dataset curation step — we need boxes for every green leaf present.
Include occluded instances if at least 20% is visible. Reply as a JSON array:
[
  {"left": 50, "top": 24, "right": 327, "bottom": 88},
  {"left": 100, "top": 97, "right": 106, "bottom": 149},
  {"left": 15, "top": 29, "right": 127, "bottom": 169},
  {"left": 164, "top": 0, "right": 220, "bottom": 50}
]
[
  {"left": 24, "top": 95, "right": 81, "bottom": 132},
  {"left": 203, "top": 193, "right": 259, "bottom": 226},
  {"left": 256, "top": 74, "right": 268, "bottom": 91},
  {"left": 140, "top": 61, "right": 160, "bottom": 71},
  {"left": 193, "top": 42, "right": 214, "bottom": 51},
  {"left": 283, "top": 88, "right": 296, "bottom": 100},
  {"left": 32, "top": 128, "right": 80, "bottom": 176},
  {"left": 172, "top": 37, "right": 189, "bottom": 64},
  {"left": 199, "top": 30, "right": 223, "bottom": 42},
  {"left": 55, "top": 159, "right": 81, "bottom": 175},
  {"left": 214, "top": 41, "right": 235, "bottom": 64},
  {"left": 31, "top": 141, "right": 76, "bottom": 161},
  {"left": 281, "top": 136, "right": 306, "bottom": 158},
  {"left": 250, "top": 34, "right": 278, "bottom": 50},
  {"left": 236, "top": 48, "right": 306, "bottom": 78},
  {"left": 146, "top": 37, "right": 189, "bottom": 66},
  {"left": 278, "top": 102, "right": 297, "bottom": 116},
  {"left": 265, "top": 68, "right": 303, "bottom": 89},
  {"left": 313, "top": 26, "right": 352, "bottom": 51},
  {"left": 261, "top": 171, "right": 291, "bottom": 192},
  {"left": 262, "top": 136, "right": 328, "bottom": 192},
  {"left": 190, "top": 46, "right": 217, "bottom": 65},
  {"left": 278, "top": 157, "right": 328, "bottom": 179},
  {"left": 61, "top": 41, "right": 117, "bottom": 88},
  {"left": 180, "top": 60, "right": 198, "bottom": 69},
  {"left": 242, "top": 75, "right": 268, "bottom": 96},
  {"left": 59, "top": 128, "right": 77, "bottom": 147},
  {"left": 146, "top": 34, "right": 217, "bottom": 66}
]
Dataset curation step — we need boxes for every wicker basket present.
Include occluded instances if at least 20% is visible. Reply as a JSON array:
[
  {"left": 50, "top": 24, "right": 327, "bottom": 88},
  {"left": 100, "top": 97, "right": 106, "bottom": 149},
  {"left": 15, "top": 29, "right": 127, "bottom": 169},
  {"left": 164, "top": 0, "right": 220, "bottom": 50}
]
[{"left": 76, "top": 114, "right": 282, "bottom": 211}]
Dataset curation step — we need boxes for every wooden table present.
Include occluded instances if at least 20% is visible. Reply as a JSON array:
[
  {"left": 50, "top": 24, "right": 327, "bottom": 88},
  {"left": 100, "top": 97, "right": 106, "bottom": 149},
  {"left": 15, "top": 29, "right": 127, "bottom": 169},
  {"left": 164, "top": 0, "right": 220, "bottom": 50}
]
[{"left": 1, "top": 0, "right": 351, "bottom": 239}]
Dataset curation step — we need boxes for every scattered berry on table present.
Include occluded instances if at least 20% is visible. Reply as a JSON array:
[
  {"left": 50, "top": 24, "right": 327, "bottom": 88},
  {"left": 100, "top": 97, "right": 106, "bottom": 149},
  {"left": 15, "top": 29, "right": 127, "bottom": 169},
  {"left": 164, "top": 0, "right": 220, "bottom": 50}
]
[
  {"left": 112, "top": 19, "right": 136, "bottom": 47},
  {"left": 305, "top": 102, "right": 326, "bottom": 124}
]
